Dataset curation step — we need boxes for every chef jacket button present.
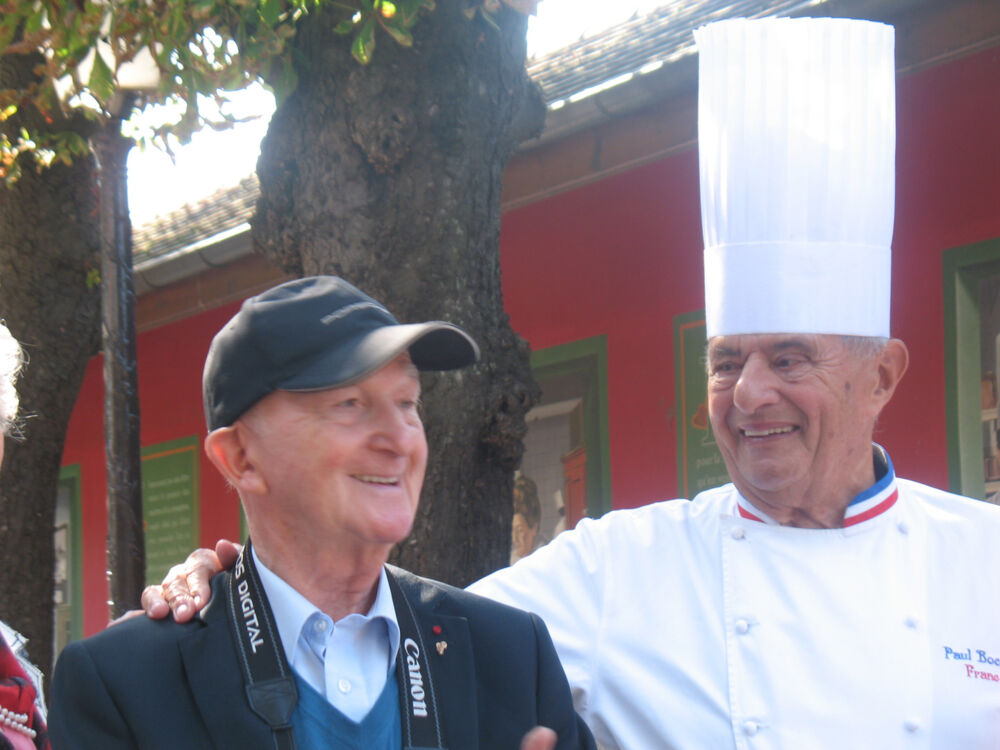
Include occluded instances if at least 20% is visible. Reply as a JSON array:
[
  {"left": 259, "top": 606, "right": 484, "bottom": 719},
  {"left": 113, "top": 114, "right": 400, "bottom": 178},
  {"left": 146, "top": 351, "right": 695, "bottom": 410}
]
[
  {"left": 735, "top": 619, "right": 751, "bottom": 635},
  {"left": 903, "top": 718, "right": 920, "bottom": 733},
  {"left": 904, "top": 616, "right": 919, "bottom": 629},
  {"left": 338, "top": 678, "right": 352, "bottom": 694},
  {"left": 742, "top": 720, "right": 759, "bottom": 736},
  {"left": 897, "top": 521, "right": 909, "bottom": 535},
  {"left": 732, "top": 527, "right": 746, "bottom": 540}
]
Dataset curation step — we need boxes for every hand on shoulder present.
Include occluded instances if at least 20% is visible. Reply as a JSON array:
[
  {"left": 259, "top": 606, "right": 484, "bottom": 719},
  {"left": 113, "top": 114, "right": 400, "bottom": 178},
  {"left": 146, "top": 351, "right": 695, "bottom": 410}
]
[{"left": 140, "top": 539, "right": 241, "bottom": 622}]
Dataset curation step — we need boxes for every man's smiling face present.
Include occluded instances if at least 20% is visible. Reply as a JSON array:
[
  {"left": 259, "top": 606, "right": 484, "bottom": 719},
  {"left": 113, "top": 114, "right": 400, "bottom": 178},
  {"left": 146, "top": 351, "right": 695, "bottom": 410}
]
[
  {"left": 237, "top": 352, "right": 427, "bottom": 554},
  {"left": 706, "top": 333, "right": 887, "bottom": 525}
]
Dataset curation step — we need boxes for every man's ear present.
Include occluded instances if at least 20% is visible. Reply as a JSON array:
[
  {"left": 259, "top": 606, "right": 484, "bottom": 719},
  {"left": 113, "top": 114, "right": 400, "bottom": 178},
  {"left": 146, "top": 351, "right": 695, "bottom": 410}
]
[
  {"left": 872, "top": 338, "right": 909, "bottom": 410},
  {"left": 204, "top": 425, "right": 268, "bottom": 496}
]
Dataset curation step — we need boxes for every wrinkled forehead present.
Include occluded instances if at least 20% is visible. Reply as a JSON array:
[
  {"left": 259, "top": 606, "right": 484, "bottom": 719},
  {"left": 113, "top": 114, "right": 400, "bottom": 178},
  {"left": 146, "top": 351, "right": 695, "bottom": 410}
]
[
  {"left": 706, "top": 332, "right": 835, "bottom": 359},
  {"left": 286, "top": 350, "right": 422, "bottom": 394},
  {"left": 242, "top": 352, "right": 422, "bottom": 422}
]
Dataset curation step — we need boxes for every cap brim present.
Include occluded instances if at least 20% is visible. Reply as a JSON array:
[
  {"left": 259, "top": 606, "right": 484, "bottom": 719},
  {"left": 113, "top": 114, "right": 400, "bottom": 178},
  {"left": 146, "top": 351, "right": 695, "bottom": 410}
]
[{"left": 278, "top": 322, "right": 479, "bottom": 392}]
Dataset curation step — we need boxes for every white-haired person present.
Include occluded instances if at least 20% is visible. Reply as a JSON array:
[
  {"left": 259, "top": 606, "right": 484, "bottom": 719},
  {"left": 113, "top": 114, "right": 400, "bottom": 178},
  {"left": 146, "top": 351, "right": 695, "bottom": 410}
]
[{"left": 0, "top": 322, "right": 49, "bottom": 750}]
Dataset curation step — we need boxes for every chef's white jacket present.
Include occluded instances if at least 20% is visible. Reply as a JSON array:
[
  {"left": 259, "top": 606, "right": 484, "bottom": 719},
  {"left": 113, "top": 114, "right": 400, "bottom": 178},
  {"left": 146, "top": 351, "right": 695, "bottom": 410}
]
[{"left": 470, "top": 454, "right": 1000, "bottom": 749}]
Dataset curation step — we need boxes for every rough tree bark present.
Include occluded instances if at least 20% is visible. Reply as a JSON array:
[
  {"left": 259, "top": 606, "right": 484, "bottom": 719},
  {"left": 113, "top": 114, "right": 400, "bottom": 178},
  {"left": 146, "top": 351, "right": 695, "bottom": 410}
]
[
  {"left": 0, "top": 51, "right": 102, "bottom": 681},
  {"left": 254, "top": 1, "right": 545, "bottom": 586}
]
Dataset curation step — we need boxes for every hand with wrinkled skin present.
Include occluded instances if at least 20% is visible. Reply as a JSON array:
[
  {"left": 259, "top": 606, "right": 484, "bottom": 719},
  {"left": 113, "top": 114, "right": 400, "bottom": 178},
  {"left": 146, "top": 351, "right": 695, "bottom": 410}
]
[{"left": 141, "top": 539, "right": 240, "bottom": 621}]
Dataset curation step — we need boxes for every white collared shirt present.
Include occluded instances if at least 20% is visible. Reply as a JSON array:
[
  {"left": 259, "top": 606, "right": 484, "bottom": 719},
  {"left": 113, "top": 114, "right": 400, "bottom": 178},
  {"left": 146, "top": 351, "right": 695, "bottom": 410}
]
[{"left": 253, "top": 549, "right": 401, "bottom": 722}]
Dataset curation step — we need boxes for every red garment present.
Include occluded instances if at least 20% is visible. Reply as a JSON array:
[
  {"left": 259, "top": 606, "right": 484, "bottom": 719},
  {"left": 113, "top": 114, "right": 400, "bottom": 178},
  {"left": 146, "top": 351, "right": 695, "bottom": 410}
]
[{"left": 0, "top": 634, "right": 47, "bottom": 750}]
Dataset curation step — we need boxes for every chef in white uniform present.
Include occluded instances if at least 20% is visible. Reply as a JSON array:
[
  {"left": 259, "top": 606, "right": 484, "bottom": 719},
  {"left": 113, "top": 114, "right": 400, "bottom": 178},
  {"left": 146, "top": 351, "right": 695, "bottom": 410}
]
[
  {"left": 146, "top": 15, "right": 1000, "bottom": 750},
  {"left": 470, "top": 17, "right": 1000, "bottom": 750}
]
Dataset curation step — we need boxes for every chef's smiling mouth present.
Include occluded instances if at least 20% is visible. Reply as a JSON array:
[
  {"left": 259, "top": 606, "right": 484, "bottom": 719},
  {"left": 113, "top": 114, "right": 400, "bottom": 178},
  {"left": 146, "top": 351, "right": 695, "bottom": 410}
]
[
  {"left": 353, "top": 474, "right": 400, "bottom": 486},
  {"left": 740, "top": 425, "right": 797, "bottom": 438}
]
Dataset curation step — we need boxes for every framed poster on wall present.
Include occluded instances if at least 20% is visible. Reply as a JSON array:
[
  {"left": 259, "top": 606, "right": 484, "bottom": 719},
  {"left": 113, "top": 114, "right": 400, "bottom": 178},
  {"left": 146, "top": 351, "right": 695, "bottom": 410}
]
[{"left": 141, "top": 436, "right": 200, "bottom": 585}]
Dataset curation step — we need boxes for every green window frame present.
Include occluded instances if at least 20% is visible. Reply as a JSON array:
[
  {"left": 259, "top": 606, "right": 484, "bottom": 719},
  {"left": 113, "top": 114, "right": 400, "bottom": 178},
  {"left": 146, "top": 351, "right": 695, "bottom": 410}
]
[
  {"left": 54, "top": 464, "right": 83, "bottom": 656},
  {"left": 529, "top": 335, "right": 612, "bottom": 518},
  {"left": 943, "top": 237, "right": 1000, "bottom": 498}
]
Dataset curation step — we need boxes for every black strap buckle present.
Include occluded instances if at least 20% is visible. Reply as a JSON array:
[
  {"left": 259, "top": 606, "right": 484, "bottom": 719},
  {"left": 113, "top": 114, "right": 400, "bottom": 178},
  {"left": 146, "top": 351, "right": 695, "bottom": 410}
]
[{"left": 226, "top": 541, "right": 298, "bottom": 750}]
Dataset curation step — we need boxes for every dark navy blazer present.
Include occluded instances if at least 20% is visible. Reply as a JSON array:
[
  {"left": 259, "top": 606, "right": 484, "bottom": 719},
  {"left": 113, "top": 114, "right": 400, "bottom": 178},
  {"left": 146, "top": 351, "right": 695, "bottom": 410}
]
[{"left": 48, "top": 567, "right": 595, "bottom": 750}]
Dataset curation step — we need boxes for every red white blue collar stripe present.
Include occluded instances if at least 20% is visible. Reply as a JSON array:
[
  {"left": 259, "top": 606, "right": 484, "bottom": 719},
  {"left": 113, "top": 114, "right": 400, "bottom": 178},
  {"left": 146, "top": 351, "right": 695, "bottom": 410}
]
[{"left": 736, "top": 444, "right": 898, "bottom": 527}]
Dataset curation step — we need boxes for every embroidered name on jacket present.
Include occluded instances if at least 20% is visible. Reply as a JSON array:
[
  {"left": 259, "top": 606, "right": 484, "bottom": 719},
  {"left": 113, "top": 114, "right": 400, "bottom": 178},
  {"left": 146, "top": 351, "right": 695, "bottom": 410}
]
[{"left": 943, "top": 646, "right": 1000, "bottom": 682}]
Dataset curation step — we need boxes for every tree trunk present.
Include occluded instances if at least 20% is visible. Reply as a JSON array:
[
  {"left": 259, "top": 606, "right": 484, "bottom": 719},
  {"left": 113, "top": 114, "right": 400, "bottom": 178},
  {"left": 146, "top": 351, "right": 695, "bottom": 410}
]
[
  {"left": 254, "top": 1, "right": 544, "bottom": 586},
  {"left": 0, "top": 51, "right": 102, "bottom": 682}
]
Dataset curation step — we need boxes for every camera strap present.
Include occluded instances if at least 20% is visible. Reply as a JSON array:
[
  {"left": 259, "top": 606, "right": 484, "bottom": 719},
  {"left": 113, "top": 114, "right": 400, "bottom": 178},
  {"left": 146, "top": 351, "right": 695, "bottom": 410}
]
[
  {"left": 386, "top": 569, "right": 448, "bottom": 750},
  {"left": 226, "top": 540, "right": 297, "bottom": 750},
  {"left": 227, "top": 543, "right": 448, "bottom": 750}
]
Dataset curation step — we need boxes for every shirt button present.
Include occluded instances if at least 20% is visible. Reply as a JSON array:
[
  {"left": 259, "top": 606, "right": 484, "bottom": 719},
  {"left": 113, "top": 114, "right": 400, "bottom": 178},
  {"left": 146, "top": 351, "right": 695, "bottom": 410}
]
[
  {"left": 314, "top": 619, "right": 328, "bottom": 632},
  {"left": 897, "top": 521, "right": 909, "bottom": 535},
  {"left": 732, "top": 527, "right": 746, "bottom": 540},
  {"left": 338, "top": 678, "right": 352, "bottom": 694},
  {"left": 735, "top": 619, "right": 751, "bottom": 635},
  {"left": 904, "top": 616, "right": 919, "bottom": 629},
  {"left": 903, "top": 718, "right": 920, "bottom": 733},
  {"left": 742, "top": 720, "right": 759, "bottom": 736}
]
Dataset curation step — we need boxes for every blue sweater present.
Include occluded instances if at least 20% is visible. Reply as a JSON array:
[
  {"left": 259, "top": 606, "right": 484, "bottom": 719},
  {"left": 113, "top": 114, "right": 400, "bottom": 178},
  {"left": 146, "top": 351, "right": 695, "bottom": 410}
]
[{"left": 290, "top": 671, "right": 402, "bottom": 749}]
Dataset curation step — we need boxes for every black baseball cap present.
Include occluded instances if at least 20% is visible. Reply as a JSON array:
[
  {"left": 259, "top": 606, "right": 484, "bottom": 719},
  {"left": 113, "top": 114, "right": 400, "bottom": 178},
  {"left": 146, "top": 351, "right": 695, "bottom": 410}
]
[{"left": 203, "top": 276, "right": 479, "bottom": 430}]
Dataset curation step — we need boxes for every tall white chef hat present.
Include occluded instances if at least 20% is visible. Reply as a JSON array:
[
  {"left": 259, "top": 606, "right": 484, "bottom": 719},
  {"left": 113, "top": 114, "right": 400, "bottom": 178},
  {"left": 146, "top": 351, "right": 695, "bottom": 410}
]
[{"left": 695, "top": 18, "right": 895, "bottom": 338}]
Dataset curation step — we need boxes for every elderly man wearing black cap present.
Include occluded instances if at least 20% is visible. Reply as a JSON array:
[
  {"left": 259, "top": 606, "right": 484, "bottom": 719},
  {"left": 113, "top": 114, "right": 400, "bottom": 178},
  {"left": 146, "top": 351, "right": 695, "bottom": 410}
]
[{"left": 48, "top": 277, "right": 593, "bottom": 750}]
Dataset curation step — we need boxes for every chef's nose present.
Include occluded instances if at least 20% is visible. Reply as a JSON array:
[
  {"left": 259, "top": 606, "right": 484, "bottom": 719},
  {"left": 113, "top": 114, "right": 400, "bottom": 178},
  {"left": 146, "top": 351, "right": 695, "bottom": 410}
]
[{"left": 732, "top": 353, "right": 781, "bottom": 413}]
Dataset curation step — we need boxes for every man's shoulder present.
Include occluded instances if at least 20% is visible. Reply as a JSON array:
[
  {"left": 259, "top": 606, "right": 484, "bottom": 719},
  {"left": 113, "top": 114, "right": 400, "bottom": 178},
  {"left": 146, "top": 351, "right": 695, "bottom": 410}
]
[
  {"left": 63, "top": 604, "right": 206, "bottom": 663},
  {"left": 571, "top": 487, "right": 731, "bottom": 538},
  {"left": 387, "top": 565, "right": 537, "bottom": 622},
  {"left": 62, "top": 572, "right": 229, "bottom": 662},
  {"left": 899, "top": 477, "right": 1000, "bottom": 524}
]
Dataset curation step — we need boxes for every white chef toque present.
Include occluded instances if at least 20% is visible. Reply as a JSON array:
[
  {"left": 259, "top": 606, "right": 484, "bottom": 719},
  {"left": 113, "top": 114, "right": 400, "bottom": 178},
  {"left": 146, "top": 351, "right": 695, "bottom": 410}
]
[{"left": 695, "top": 18, "right": 896, "bottom": 338}]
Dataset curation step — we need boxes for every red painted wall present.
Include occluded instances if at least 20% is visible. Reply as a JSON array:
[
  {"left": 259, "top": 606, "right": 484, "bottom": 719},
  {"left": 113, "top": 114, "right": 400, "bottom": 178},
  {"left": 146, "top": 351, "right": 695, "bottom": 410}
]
[
  {"left": 890, "top": 47, "right": 1000, "bottom": 484},
  {"left": 62, "top": 302, "right": 242, "bottom": 634},
  {"left": 62, "top": 46, "right": 1000, "bottom": 631},
  {"left": 500, "top": 152, "right": 704, "bottom": 509}
]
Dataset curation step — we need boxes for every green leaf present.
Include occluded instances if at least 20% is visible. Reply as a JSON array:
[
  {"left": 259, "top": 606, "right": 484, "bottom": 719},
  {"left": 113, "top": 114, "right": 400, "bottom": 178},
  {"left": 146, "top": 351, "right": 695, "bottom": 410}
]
[
  {"left": 479, "top": 9, "right": 500, "bottom": 31},
  {"left": 0, "top": 18, "right": 17, "bottom": 52},
  {"left": 67, "top": 132, "right": 90, "bottom": 157},
  {"left": 267, "top": 57, "right": 299, "bottom": 106},
  {"left": 333, "top": 18, "right": 355, "bottom": 35},
  {"left": 87, "top": 49, "right": 116, "bottom": 105},
  {"left": 382, "top": 17, "right": 413, "bottom": 47},
  {"left": 351, "top": 17, "right": 376, "bottom": 65},
  {"left": 397, "top": 0, "right": 432, "bottom": 25},
  {"left": 24, "top": 10, "right": 45, "bottom": 34},
  {"left": 260, "top": 0, "right": 281, "bottom": 28},
  {"left": 396, "top": 0, "right": 418, "bottom": 25}
]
